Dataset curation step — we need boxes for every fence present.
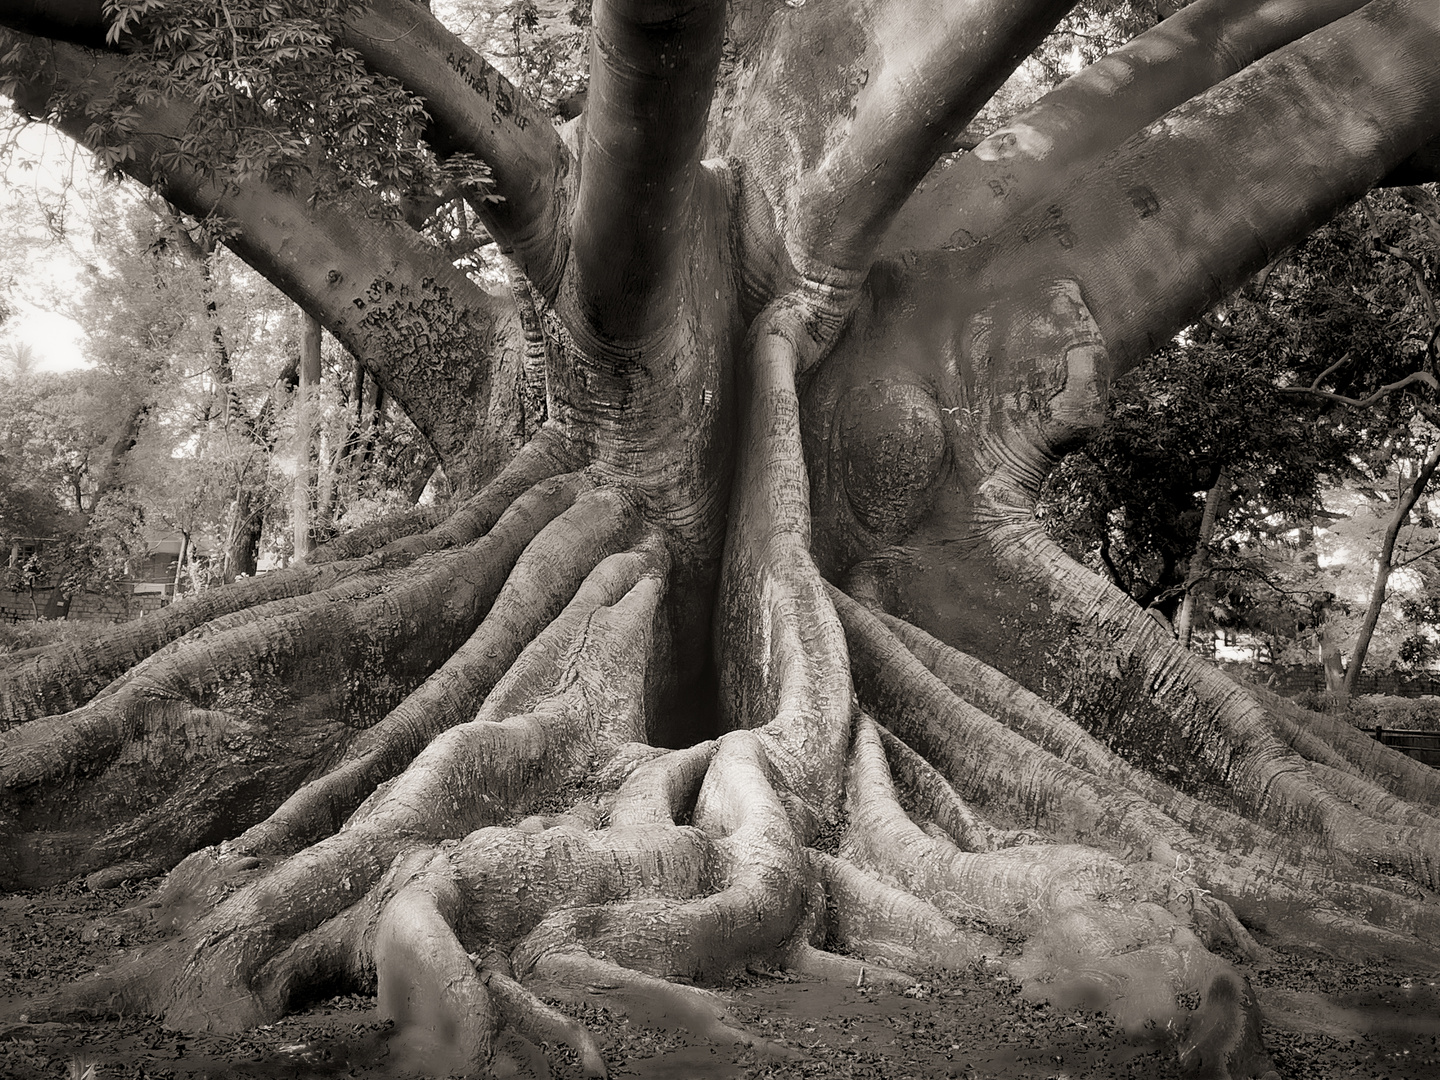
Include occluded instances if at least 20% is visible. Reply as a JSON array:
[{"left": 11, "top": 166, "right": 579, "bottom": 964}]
[
  {"left": 0, "top": 585, "right": 169, "bottom": 626},
  {"left": 1217, "top": 662, "right": 1440, "bottom": 699},
  {"left": 1372, "top": 727, "right": 1440, "bottom": 768}
]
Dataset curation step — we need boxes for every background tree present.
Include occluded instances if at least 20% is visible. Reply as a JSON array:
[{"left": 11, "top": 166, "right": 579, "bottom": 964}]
[
  {"left": 0, "top": 161, "right": 445, "bottom": 598},
  {"left": 1044, "top": 188, "right": 1440, "bottom": 681},
  {"left": 1275, "top": 189, "right": 1440, "bottom": 688},
  {"left": 1039, "top": 340, "right": 1348, "bottom": 629},
  {"left": 1, "top": 2, "right": 1440, "bottom": 1078}
]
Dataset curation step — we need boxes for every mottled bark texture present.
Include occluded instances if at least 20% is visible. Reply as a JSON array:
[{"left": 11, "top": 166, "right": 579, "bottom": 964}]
[{"left": 3, "top": 0, "right": 1440, "bottom": 1077}]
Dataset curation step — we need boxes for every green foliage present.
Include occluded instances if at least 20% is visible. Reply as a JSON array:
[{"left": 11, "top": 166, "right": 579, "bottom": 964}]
[
  {"left": 433, "top": 0, "right": 589, "bottom": 117},
  {"left": 106, "top": 0, "right": 426, "bottom": 195},
  {"left": 0, "top": 155, "right": 445, "bottom": 599},
  {"left": 1035, "top": 1, "right": 1181, "bottom": 88},
  {"left": 0, "top": 365, "right": 150, "bottom": 594},
  {"left": 0, "top": 615, "right": 105, "bottom": 654},
  {"left": 1292, "top": 691, "right": 1440, "bottom": 733}
]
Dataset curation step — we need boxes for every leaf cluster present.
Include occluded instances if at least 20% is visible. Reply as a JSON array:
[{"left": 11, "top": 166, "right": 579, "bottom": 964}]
[
  {"left": 1040, "top": 340, "right": 1347, "bottom": 613},
  {"left": 4, "top": 1, "right": 496, "bottom": 216},
  {"left": 1040, "top": 187, "right": 1440, "bottom": 650}
]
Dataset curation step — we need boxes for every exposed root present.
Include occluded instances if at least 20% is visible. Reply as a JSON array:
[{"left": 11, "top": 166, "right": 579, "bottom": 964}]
[
  {"left": 373, "top": 849, "right": 498, "bottom": 1077},
  {"left": 838, "top": 709, "right": 1278, "bottom": 1078},
  {"left": 839, "top": 591, "right": 1440, "bottom": 952},
  {"left": 610, "top": 740, "right": 716, "bottom": 826},
  {"left": 211, "top": 492, "right": 661, "bottom": 865},
  {"left": 717, "top": 307, "right": 852, "bottom": 809},
  {"left": 805, "top": 848, "right": 993, "bottom": 970},
  {"left": 332, "top": 730, "right": 812, "bottom": 1071},
  {"left": 0, "top": 472, "right": 606, "bottom": 888},
  {"left": 777, "top": 941, "right": 915, "bottom": 989},
  {"left": 1169, "top": 883, "right": 1270, "bottom": 965},
  {"left": 1254, "top": 684, "right": 1440, "bottom": 809},
  {"left": 482, "top": 968, "right": 608, "bottom": 1078},
  {"left": 513, "top": 732, "right": 806, "bottom": 981},
  {"left": 1307, "top": 760, "right": 1440, "bottom": 828},
  {"left": 877, "top": 724, "right": 1016, "bottom": 852},
  {"left": 367, "top": 846, "right": 613, "bottom": 1078},
  {"left": 989, "top": 521, "right": 1440, "bottom": 890},
  {"left": 0, "top": 570, "right": 328, "bottom": 729},
  {"left": 842, "top": 710, "right": 1119, "bottom": 925},
  {"left": 525, "top": 948, "right": 798, "bottom": 1058},
  {"left": 0, "top": 436, "right": 572, "bottom": 731},
  {"left": 870, "top": 604, "right": 1293, "bottom": 861},
  {"left": 42, "top": 521, "right": 677, "bottom": 1032},
  {"left": 309, "top": 432, "right": 571, "bottom": 564}
]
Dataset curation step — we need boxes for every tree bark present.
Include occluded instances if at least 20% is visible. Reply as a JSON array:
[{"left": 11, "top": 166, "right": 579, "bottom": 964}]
[
  {"left": 291, "top": 313, "right": 323, "bottom": 561},
  {"left": 884, "top": 0, "right": 1374, "bottom": 254},
  {"left": 1320, "top": 619, "right": 1347, "bottom": 694},
  {"left": 89, "top": 402, "right": 145, "bottom": 508},
  {"left": 1, "top": 38, "right": 528, "bottom": 483},
  {"left": 170, "top": 531, "right": 189, "bottom": 599},
  {"left": 1177, "top": 467, "right": 1225, "bottom": 648},
  {"left": 222, "top": 484, "right": 263, "bottom": 583}
]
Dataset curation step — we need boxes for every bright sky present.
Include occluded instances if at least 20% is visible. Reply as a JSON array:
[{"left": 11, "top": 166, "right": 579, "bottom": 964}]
[{"left": 1, "top": 121, "right": 101, "bottom": 373}]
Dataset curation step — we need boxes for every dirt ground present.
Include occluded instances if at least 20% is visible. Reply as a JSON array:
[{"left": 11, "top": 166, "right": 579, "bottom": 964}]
[{"left": 1, "top": 877, "right": 1437, "bottom": 1080}]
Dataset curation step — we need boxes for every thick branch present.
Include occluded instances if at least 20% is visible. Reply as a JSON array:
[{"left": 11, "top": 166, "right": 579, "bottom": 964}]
[
  {"left": 785, "top": 0, "right": 1076, "bottom": 271},
  {"left": 959, "top": 0, "right": 1440, "bottom": 379},
  {"left": 883, "top": 0, "right": 1371, "bottom": 254},
  {"left": 0, "top": 2, "right": 573, "bottom": 295},
  {"left": 568, "top": 0, "right": 726, "bottom": 341},
  {"left": 8, "top": 37, "right": 526, "bottom": 480},
  {"left": 340, "top": 0, "right": 572, "bottom": 299},
  {"left": 728, "top": 0, "right": 1074, "bottom": 306}
]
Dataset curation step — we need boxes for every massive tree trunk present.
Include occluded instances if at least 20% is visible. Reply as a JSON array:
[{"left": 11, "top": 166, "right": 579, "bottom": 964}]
[{"left": 3, "top": 1, "right": 1440, "bottom": 1078}]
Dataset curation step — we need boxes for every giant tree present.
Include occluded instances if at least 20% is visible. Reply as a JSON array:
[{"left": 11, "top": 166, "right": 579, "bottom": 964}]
[{"left": 2, "top": 1, "right": 1440, "bottom": 1078}]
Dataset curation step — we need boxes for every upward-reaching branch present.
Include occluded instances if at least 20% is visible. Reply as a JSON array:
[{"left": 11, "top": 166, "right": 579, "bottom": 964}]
[
  {"left": 567, "top": 0, "right": 726, "bottom": 343},
  {"left": 341, "top": 0, "right": 573, "bottom": 299},
  {"left": 0, "top": 0, "right": 574, "bottom": 299},
  {"left": 776, "top": 0, "right": 1076, "bottom": 274},
  {"left": 884, "top": 0, "right": 1372, "bottom": 254},
  {"left": 958, "top": 0, "right": 1440, "bottom": 380},
  {"left": 731, "top": 0, "right": 1075, "bottom": 290}
]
